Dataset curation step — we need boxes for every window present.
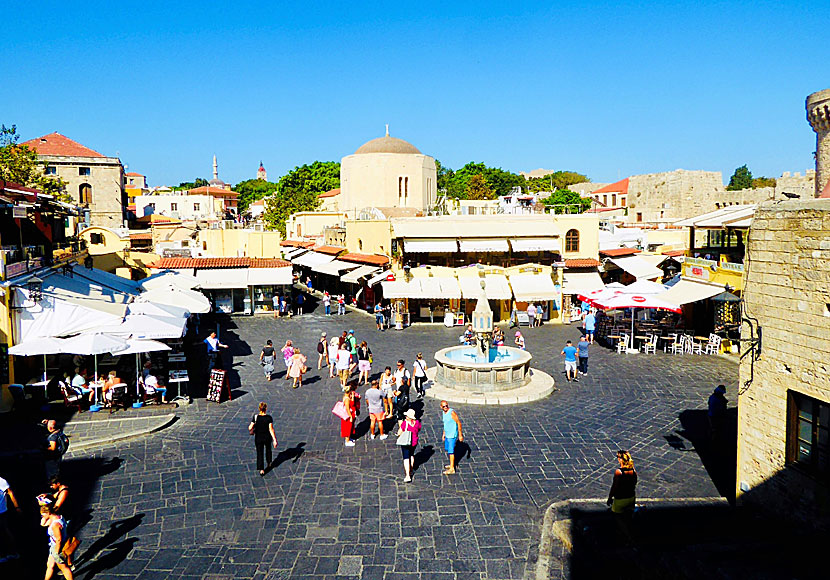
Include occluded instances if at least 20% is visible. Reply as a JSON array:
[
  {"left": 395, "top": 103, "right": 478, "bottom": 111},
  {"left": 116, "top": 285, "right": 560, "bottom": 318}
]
[
  {"left": 612, "top": 194, "right": 617, "bottom": 206},
  {"left": 171, "top": 203, "right": 178, "bottom": 211},
  {"left": 45, "top": 166, "right": 57, "bottom": 175},
  {"left": 79, "top": 183, "right": 92, "bottom": 205},
  {"left": 565, "top": 229, "right": 579, "bottom": 252},
  {"left": 89, "top": 233, "right": 104, "bottom": 245},
  {"left": 636, "top": 212, "right": 643, "bottom": 222},
  {"left": 399, "top": 177, "right": 403, "bottom": 199},
  {"left": 788, "top": 391, "right": 830, "bottom": 480},
  {"left": 297, "top": 224, "right": 302, "bottom": 237},
  {"left": 358, "top": 239, "right": 363, "bottom": 250},
  {"left": 79, "top": 167, "right": 91, "bottom": 176},
  {"left": 621, "top": 196, "right": 626, "bottom": 207},
  {"left": 193, "top": 203, "right": 200, "bottom": 211},
  {"left": 405, "top": 176, "right": 409, "bottom": 198},
  {"left": 603, "top": 195, "right": 608, "bottom": 206}
]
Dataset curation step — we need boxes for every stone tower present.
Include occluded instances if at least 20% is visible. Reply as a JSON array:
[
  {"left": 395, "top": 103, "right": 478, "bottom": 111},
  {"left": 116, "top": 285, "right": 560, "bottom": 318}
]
[
  {"left": 806, "top": 89, "right": 830, "bottom": 197},
  {"left": 257, "top": 161, "right": 267, "bottom": 181}
]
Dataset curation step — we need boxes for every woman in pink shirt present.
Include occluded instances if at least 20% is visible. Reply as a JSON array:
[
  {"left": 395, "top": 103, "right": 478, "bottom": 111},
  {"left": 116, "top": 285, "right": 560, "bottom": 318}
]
[{"left": 397, "top": 409, "right": 421, "bottom": 482}]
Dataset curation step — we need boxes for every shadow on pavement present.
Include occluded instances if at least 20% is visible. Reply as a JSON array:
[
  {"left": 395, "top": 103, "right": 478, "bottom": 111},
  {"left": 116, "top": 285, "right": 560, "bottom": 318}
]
[
  {"left": 676, "top": 408, "right": 738, "bottom": 501},
  {"left": 271, "top": 442, "right": 306, "bottom": 470}
]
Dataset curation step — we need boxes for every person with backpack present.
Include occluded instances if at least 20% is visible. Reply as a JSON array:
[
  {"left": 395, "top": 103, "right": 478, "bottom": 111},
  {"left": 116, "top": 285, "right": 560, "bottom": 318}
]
[
  {"left": 412, "top": 353, "right": 428, "bottom": 398},
  {"left": 393, "top": 360, "right": 412, "bottom": 421},
  {"left": 317, "top": 332, "right": 329, "bottom": 370},
  {"left": 43, "top": 420, "right": 69, "bottom": 479}
]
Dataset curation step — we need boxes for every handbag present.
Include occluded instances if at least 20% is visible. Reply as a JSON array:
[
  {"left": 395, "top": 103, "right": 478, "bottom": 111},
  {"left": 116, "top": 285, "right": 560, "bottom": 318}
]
[
  {"left": 396, "top": 428, "right": 412, "bottom": 446},
  {"left": 332, "top": 401, "right": 350, "bottom": 420},
  {"left": 62, "top": 536, "right": 80, "bottom": 559},
  {"left": 248, "top": 415, "right": 255, "bottom": 435}
]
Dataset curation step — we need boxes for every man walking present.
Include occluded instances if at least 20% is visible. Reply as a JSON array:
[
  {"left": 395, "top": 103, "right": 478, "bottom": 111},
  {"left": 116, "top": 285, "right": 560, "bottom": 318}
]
[
  {"left": 43, "top": 420, "right": 69, "bottom": 479},
  {"left": 374, "top": 302, "right": 384, "bottom": 330},
  {"left": 0, "top": 474, "right": 21, "bottom": 563},
  {"left": 561, "top": 340, "right": 579, "bottom": 383},
  {"left": 323, "top": 291, "right": 331, "bottom": 315},
  {"left": 440, "top": 401, "right": 463, "bottom": 475},
  {"left": 584, "top": 308, "right": 596, "bottom": 343},
  {"left": 365, "top": 380, "right": 388, "bottom": 440},
  {"left": 295, "top": 292, "right": 304, "bottom": 315},
  {"left": 204, "top": 331, "right": 229, "bottom": 373},
  {"left": 576, "top": 335, "right": 590, "bottom": 376}
]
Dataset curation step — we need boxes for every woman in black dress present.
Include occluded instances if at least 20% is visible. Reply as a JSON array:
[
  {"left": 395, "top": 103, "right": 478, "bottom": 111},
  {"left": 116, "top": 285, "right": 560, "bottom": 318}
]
[
  {"left": 248, "top": 402, "right": 278, "bottom": 476},
  {"left": 260, "top": 340, "right": 276, "bottom": 381}
]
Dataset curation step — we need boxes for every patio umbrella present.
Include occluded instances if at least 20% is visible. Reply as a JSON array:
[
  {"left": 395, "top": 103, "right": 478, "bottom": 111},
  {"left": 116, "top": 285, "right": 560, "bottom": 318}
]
[
  {"left": 9, "top": 337, "right": 67, "bottom": 392},
  {"left": 592, "top": 293, "right": 682, "bottom": 347},
  {"left": 140, "top": 271, "right": 201, "bottom": 291},
  {"left": 118, "top": 339, "right": 171, "bottom": 399},
  {"left": 96, "top": 314, "right": 187, "bottom": 340},
  {"left": 60, "top": 333, "right": 129, "bottom": 405},
  {"left": 140, "top": 287, "right": 211, "bottom": 314},
  {"left": 128, "top": 300, "right": 191, "bottom": 319}
]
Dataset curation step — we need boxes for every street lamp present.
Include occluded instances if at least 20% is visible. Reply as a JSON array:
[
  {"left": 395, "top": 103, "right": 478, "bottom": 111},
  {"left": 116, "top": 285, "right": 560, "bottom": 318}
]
[{"left": 27, "top": 275, "right": 43, "bottom": 303}]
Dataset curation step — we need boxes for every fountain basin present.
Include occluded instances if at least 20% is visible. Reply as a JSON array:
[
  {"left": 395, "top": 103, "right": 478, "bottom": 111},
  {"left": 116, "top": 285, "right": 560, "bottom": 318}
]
[{"left": 434, "top": 346, "right": 532, "bottom": 393}]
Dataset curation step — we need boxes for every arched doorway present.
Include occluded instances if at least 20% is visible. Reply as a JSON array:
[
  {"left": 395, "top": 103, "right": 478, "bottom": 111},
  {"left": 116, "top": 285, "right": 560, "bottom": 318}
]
[{"left": 79, "top": 183, "right": 92, "bottom": 205}]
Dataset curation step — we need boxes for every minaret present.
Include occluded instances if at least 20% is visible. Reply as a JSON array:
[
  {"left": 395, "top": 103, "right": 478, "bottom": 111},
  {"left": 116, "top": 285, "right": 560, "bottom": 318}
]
[
  {"left": 212, "top": 155, "right": 219, "bottom": 181},
  {"left": 807, "top": 89, "right": 830, "bottom": 197},
  {"left": 385, "top": 123, "right": 389, "bottom": 137}
]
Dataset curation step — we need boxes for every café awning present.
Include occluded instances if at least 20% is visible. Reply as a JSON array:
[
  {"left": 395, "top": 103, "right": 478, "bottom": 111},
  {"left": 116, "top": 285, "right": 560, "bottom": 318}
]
[
  {"left": 247, "top": 266, "right": 293, "bottom": 286},
  {"left": 458, "top": 239, "right": 510, "bottom": 253},
  {"left": 402, "top": 238, "right": 458, "bottom": 253},
  {"left": 458, "top": 275, "right": 512, "bottom": 300},
  {"left": 656, "top": 277, "right": 725, "bottom": 307},
  {"left": 140, "top": 287, "right": 211, "bottom": 314},
  {"left": 96, "top": 314, "right": 187, "bottom": 340},
  {"left": 510, "top": 238, "right": 560, "bottom": 252},
  {"left": 562, "top": 271, "right": 605, "bottom": 295},
  {"left": 341, "top": 265, "right": 381, "bottom": 284},
  {"left": 196, "top": 268, "right": 249, "bottom": 289},
  {"left": 606, "top": 255, "right": 663, "bottom": 280},
  {"left": 293, "top": 251, "right": 335, "bottom": 268},
  {"left": 381, "top": 277, "right": 461, "bottom": 299},
  {"left": 312, "top": 260, "right": 359, "bottom": 276},
  {"left": 508, "top": 273, "right": 559, "bottom": 302}
]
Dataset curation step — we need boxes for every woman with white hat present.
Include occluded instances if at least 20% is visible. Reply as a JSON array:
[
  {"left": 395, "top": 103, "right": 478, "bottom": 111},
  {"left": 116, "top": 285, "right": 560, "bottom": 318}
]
[
  {"left": 397, "top": 409, "right": 421, "bottom": 482},
  {"left": 514, "top": 330, "right": 526, "bottom": 350}
]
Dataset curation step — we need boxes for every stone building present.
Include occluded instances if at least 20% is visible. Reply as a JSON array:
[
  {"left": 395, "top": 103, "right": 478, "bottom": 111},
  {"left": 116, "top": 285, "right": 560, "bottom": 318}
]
[
  {"left": 339, "top": 127, "right": 437, "bottom": 217},
  {"left": 23, "top": 132, "right": 125, "bottom": 227},
  {"left": 736, "top": 199, "right": 830, "bottom": 526},
  {"left": 806, "top": 89, "right": 830, "bottom": 197},
  {"left": 257, "top": 161, "right": 267, "bottom": 181}
]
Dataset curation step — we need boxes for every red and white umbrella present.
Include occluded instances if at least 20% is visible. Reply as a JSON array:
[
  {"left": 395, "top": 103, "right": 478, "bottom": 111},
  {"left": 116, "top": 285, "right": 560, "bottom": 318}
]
[{"left": 593, "top": 293, "right": 681, "bottom": 314}]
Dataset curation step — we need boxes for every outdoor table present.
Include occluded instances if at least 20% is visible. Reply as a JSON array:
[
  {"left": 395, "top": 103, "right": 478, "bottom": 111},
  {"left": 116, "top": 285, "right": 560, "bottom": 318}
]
[
  {"left": 26, "top": 379, "right": 50, "bottom": 400},
  {"left": 169, "top": 354, "right": 186, "bottom": 364},
  {"left": 657, "top": 336, "right": 676, "bottom": 352},
  {"left": 168, "top": 370, "right": 189, "bottom": 401},
  {"left": 634, "top": 335, "right": 649, "bottom": 349}
]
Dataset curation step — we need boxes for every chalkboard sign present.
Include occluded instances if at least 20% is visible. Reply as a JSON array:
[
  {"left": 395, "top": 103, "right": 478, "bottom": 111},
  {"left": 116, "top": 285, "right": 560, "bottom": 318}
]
[{"left": 207, "top": 369, "right": 230, "bottom": 403}]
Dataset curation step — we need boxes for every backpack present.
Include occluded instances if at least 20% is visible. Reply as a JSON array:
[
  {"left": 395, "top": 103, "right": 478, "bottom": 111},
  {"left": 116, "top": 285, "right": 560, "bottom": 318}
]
[
  {"left": 317, "top": 340, "right": 325, "bottom": 354},
  {"left": 56, "top": 431, "right": 70, "bottom": 455}
]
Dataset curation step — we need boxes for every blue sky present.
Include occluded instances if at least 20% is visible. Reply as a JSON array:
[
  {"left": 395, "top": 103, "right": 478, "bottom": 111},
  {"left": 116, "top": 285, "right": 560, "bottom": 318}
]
[{"left": 3, "top": 1, "right": 829, "bottom": 187}]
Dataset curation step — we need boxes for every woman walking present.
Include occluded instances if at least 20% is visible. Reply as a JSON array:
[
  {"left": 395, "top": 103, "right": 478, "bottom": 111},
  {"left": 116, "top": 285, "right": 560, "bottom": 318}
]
[
  {"left": 397, "top": 409, "right": 421, "bottom": 482},
  {"left": 248, "top": 402, "right": 278, "bottom": 476},
  {"left": 260, "top": 340, "right": 276, "bottom": 381},
  {"left": 317, "top": 332, "right": 328, "bottom": 370},
  {"left": 340, "top": 384, "right": 357, "bottom": 447},
  {"left": 328, "top": 336, "right": 340, "bottom": 378},
  {"left": 281, "top": 340, "right": 294, "bottom": 381},
  {"left": 412, "top": 353, "right": 428, "bottom": 398},
  {"left": 357, "top": 341, "right": 372, "bottom": 385},
  {"left": 336, "top": 339, "right": 352, "bottom": 389},
  {"left": 607, "top": 450, "right": 638, "bottom": 541},
  {"left": 288, "top": 347, "right": 307, "bottom": 389}
]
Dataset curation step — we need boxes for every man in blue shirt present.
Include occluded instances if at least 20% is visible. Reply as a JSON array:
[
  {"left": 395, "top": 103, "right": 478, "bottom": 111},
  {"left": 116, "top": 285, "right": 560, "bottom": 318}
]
[
  {"left": 204, "top": 331, "right": 228, "bottom": 372},
  {"left": 584, "top": 309, "right": 597, "bottom": 344},
  {"left": 577, "top": 336, "right": 590, "bottom": 376},
  {"left": 561, "top": 340, "right": 579, "bottom": 383}
]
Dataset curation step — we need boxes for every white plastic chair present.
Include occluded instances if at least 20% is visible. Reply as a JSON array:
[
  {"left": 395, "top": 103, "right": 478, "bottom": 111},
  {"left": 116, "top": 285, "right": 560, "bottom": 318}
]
[
  {"left": 616, "top": 333, "right": 629, "bottom": 354},
  {"left": 671, "top": 335, "right": 687, "bottom": 355},
  {"left": 705, "top": 335, "right": 722, "bottom": 355},
  {"left": 687, "top": 336, "right": 703, "bottom": 355},
  {"left": 641, "top": 334, "right": 658, "bottom": 354}
]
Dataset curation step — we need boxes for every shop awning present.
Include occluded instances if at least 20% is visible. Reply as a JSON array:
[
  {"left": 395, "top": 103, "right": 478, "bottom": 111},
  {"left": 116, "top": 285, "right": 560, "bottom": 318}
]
[
  {"left": 247, "top": 266, "right": 293, "bottom": 286},
  {"left": 381, "top": 279, "right": 417, "bottom": 299},
  {"left": 293, "top": 251, "right": 335, "bottom": 268},
  {"left": 367, "top": 270, "right": 394, "bottom": 286},
  {"left": 312, "top": 260, "right": 360, "bottom": 276},
  {"left": 562, "top": 271, "right": 605, "bottom": 295},
  {"left": 656, "top": 277, "right": 725, "bottom": 307},
  {"left": 458, "top": 239, "right": 510, "bottom": 253},
  {"left": 606, "top": 255, "right": 663, "bottom": 280},
  {"left": 341, "top": 265, "right": 381, "bottom": 284},
  {"left": 196, "top": 268, "right": 249, "bottom": 289},
  {"left": 381, "top": 277, "right": 461, "bottom": 299},
  {"left": 508, "top": 273, "right": 559, "bottom": 302},
  {"left": 283, "top": 247, "right": 308, "bottom": 260},
  {"left": 402, "top": 238, "right": 458, "bottom": 253},
  {"left": 510, "top": 238, "right": 560, "bottom": 252},
  {"left": 458, "top": 275, "right": 512, "bottom": 300}
]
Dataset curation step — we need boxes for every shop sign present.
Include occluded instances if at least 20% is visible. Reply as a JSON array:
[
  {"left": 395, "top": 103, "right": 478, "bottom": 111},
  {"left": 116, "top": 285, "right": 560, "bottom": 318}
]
[{"left": 686, "top": 265, "right": 710, "bottom": 280}]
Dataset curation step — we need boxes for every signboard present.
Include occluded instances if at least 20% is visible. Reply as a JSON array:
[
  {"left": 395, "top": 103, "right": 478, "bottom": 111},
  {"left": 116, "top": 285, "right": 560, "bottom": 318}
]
[
  {"left": 207, "top": 369, "right": 231, "bottom": 403},
  {"left": 13, "top": 206, "right": 27, "bottom": 219},
  {"left": 685, "top": 265, "right": 710, "bottom": 280},
  {"left": 162, "top": 248, "right": 192, "bottom": 258}
]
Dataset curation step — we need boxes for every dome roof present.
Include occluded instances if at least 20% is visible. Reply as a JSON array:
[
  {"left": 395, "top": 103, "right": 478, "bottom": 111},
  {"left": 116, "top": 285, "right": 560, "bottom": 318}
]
[{"left": 355, "top": 135, "right": 421, "bottom": 155}]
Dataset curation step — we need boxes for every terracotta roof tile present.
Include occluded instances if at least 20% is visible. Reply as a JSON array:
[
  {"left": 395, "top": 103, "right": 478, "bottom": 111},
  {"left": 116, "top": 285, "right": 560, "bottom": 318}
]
[
  {"left": 564, "top": 258, "right": 600, "bottom": 268},
  {"left": 250, "top": 258, "right": 291, "bottom": 268},
  {"left": 125, "top": 172, "right": 144, "bottom": 176},
  {"left": 314, "top": 245, "right": 346, "bottom": 255},
  {"left": 340, "top": 253, "right": 390, "bottom": 266},
  {"left": 599, "top": 248, "right": 641, "bottom": 257},
  {"left": 591, "top": 178, "right": 629, "bottom": 194},
  {"left": 661, "top": 249, "right": 686, "bottom": 257},
  {"left": 318, "top": 188, "right": 341, "bottom": 198},
  {"left": 129, "top": 232, "right": 151, "bottom": 240},
  {"left": 187, "top": 186, "right": 238, "bottom": 197},
  {"left": 22, "top": 132, "right": 105, "bottom": 158},
  {"left": 151, "top": 257, "right": 251, "bottom": 269},
  {"left": 280, "top": 240, "right": 315, "bottom": 247}
]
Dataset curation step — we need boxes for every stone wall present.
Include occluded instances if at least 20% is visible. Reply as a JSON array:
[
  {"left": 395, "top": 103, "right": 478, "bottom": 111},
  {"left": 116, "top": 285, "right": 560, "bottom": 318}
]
[
  {"left": 737, "top": 199, "right": 830, "bottom": 525},
  {"left": 45, "top": 154, "right": 125, "bottom": 228},
  {"left": 806, "top": 89, "right": 830, "bottom": 196}
]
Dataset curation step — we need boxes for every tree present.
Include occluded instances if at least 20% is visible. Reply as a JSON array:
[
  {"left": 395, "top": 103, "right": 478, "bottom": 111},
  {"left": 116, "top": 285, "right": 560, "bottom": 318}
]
[
  {"left": 434, "top": 159, "right": 454, "bottom": 195},
  {"left": 234, "top": 178, "right": 279, "bottom": 212},
  {"left": 526, "top": 170, "right": 589, "bottom": 193},
  {"left": 0, "top": 124, "right": 70, "bottom": 202},
  {"left": 442, "top": 162, "right": 525, "bottom": 199},
  {"left": 727, "top": 165, "right": 753, "bottom": 191},
  {"left": 172, "top": 178, "right": 208, "bottom": 191},
  {"left": 751, "top": 176, "right": 776, "bottom": 189},
  {"left": 465, "top": 173, "right": 493, "bottom": 200},
  {"left": 540, "top": 189, "right": 591, "bottom": 213},
  {"left": 262, "top": 161, "right": 340, "bottom": 236}
]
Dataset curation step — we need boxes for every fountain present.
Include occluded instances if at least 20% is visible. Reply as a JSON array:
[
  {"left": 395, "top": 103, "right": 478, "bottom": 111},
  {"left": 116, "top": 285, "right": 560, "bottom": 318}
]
[{"left": 427, "top": 270, "right": 554, "bottom": 404}]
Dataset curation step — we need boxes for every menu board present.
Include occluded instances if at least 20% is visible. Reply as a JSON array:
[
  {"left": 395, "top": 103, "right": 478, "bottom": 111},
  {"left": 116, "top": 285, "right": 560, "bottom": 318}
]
[{"left": 207, "top": 369, "right": 230, "bottom": 403}]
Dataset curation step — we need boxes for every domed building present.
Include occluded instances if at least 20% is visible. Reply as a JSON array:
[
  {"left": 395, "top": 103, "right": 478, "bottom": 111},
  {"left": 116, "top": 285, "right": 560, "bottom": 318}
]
[{"left": 340, "top": 127, "right": 437, "bottom": 216}]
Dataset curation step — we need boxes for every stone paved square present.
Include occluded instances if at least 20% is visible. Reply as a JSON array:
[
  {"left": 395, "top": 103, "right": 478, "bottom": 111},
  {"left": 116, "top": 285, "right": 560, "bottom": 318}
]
[{"left": 1, "top": 307, "right": 738, "bottom": 579}]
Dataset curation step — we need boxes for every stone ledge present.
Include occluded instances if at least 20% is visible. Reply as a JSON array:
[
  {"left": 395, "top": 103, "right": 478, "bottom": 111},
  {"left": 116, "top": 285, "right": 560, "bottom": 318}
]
[
  {"left": 423, "top": 367, "right": 556, "bottom": 405},
  {"left": 65, "top": 412, "right": 177, "bottom": 454}
]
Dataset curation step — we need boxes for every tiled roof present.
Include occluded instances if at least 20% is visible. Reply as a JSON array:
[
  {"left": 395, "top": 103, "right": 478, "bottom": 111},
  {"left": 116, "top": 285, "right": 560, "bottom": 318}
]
[
  {"left": 587, "top": 206, "right": 626, "bottom": 213},
  {"left": 151, "top": 257, "right": 251, "bottom": 269},
  {"left": 599, "top": 248, "right": 640, "bottom": 257},
  {"left": 340, "top": 253, "right": 390, "bottom": 266},
  {"left": 135, "top": 214, "right": 181, "bottom": 224},
  {"left": 564, "top": 258, "right": 600, "bottom": 268},
  {"left": 591, "top": 178, "right": 629, "bottom": 194},
  {"left": 314, "top": 245, "right": 346, "bottom": 255},
  {"left": 821, "top": 180, "right": 830, "bottom": 199},
  {"left": 129, "top": 232, "right": 151, "bottom": 240},
  {"left": 280, "top": 240, "right": 315, "bottom": 247},
  {"left": 187, "top": 186, "right": 238, "bottom": 197},
  {"left": 125, "top": 172, "right": 144, "bottom": 176},
  {"left": 318, "top": 188, "right": 341, "bottom": 198},
  {"left": 22, "top": 132, "right": 105, "bottom": 158},
  {"left": 661, "top": 249, "right": 686, "bottom": 257},
  {"left": 250, "top": 258, "right": 291, "bottom": 268}
]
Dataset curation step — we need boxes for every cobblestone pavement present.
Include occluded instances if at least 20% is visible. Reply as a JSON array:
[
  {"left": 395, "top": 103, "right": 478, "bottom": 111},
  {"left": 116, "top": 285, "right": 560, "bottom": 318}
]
[{"left": 2, "top": 307, "right": 738, "bottom": 579}]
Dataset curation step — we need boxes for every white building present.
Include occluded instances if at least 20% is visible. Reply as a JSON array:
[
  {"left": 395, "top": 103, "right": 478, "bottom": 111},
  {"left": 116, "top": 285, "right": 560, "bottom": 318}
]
[{"left": 134, "top": 193, "right": 223, "bottom": 221}]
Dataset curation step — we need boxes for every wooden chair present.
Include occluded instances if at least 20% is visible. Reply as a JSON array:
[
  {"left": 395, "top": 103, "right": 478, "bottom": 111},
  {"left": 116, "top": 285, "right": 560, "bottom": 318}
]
[
  {"left": 686, "top": 336, "right": 703, "bottom": 355},
  {"left": 108, "top": 384, "right": 130, "bottom": 414},
  {"left": 705, "top": 335, "right": 722, "bottom": 355},
  {"left": 616, "top": 334, "right": 630, "bottom": 354},
  {"left": 671, "top": 335, "right": 687, "bottom": 355},
  {"left": 641, "top": 334, "right": 658, "bottom": 354},
  {"left": 60, "top": 384, "right": 85, "bottom": 412}
]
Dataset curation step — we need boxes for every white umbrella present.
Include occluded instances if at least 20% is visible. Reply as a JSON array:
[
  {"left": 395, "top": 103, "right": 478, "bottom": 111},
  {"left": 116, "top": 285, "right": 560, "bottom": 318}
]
[
  {"left": 97, "top": 314, "right": 187, "bottom": 340},
  {"left": 128, "top": 300, "right": 190, "bottom": 319},
  {"left": 61, "top": 333, "right": 129, "bottom": 404},
  {"left": 140, "top": 271, "right": 201, "bottom": 291},
  {"left": 141, "top": 287, "right": 211, "bottom": 314},
  {"left": 9, "top": 337, "right": 67, "bottom": 395}
]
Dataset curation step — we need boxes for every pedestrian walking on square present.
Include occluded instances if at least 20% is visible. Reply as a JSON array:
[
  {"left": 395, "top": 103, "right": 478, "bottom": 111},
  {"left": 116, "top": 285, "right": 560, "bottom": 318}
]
[
  {"left": 295, "top": 292, "right": 304, "bottom": 315},
  {"left": 412, "top": 353, "right": 428, "bottom": 398},
  {"left": 510, "top": 302, "right": 519, "bottom": 328},
  {"left": 249, "top": 402, "right": 278, "bottom": 476},
  {"left": 43, "top": 419, "right": 69, "bottom": 479},
  {"left": 0, "top": 474, "right": 22, "bottom": 563},
  {"left": 584, "top": 309, "right": 596, "bottom": 343},
  {"left": 288, "top": 348, "right": 307, "bottom": 389},
  {"left": 440, "top": 401, "right": 463, "bottom": 475},
  {"left": 317, "top": 332, "right": 329, "bottom": 370},
  {"left": 393, "top": 360, "right": 412, "bottom": 420},
  {"left": 260, "top": 340, "right": 276, "bottom": 381},
  {"left": 561, "top": 340, "right": 579, "bottom": 382},
  {"left": 397, "top": 409, "right": 421, "bottom": 482},
  {"left": 527, "top": 303, "right": 537, "bottom": 328},
  {"left": 357, "top": 341, "right": 373, "bottom": 385},
  {"left": 281, "top": 340, "right": 294, "bottom": 381},
  {"left": 576, "top": 335, "right": 590, "bottom": 376},
  {"left": 40, "top": 504, "right": 73, "bottom": 580},
  {"left": 323, "top": 291, "right": 331, "bottom": 315},
  {"left": 381, "top": 366, "right": 395, "bottom": 418},
  {"left": 607, "top": 450, "right": 638, "bottom": 542},
  {"left": 205, "top": 331, "right": 229, "bottom": 373},
  {"left": 306, "top": 276, "right": 313, "bottom": 292},
  {"left": 328, "top": 336, "right": 340, "bottom": 378},
  {"left": 341, "top": 384, "right": 357, "bottom": 446},
  {"left": 272, "top": 295, "right": 279, "bottom": 318},
  {"left": 347, "top": 330, "right": 358, "bottom": 373},
  {"left": 336, "top": 339, "right": 352, "bottom": 389},
  {"left": 374, "top": 302, "right": 385, "bottom": 330},
  {"left": 337, "top": 294, "right": 346, "bottom": 315},
  {"left": 514, "top": 330, "right": 526, "bottom": 350},
  {"left": 365, "top": 380, "right": 387, "bottom": 440}
]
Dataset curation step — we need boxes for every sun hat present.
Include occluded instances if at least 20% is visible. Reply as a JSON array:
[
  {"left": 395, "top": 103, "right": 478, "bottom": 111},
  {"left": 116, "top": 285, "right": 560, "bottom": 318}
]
[
  {"left": 515, "top": 331, "right": 521, "bottom": 336},
  {"left": 404, "top": 409, "right": 416, "bottom": 419}
]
